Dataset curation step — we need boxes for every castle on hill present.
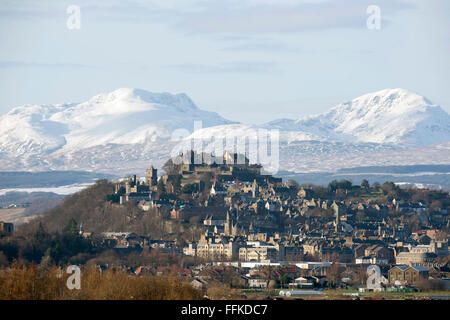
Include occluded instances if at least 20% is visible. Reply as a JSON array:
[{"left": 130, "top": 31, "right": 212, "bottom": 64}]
[{"left": 114, "top": 150, "right": 281, "bottom": 205}]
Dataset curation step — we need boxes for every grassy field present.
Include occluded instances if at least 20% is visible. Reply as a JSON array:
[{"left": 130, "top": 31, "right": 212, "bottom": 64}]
[
  {"left": 0, "top": 207, "right": 43, "bottom": 225},
  {"left": 306, "top": 290, "right": 449, "bottom": 300},
  {"left": 0, "top": 208, "right": 30, "bottom": 225},
  {"left": 324, "top": 290, "right": 450, "bottom": 300},
  {"left": 239, "top": 288, "right": 450, "bottom": 300}
]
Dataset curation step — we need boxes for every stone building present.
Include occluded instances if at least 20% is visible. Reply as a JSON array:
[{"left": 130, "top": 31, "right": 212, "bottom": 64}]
[
  {"left": 145, "top": 166, "right": 158, "bottom": 187},
  {"left": 388, "top": 265, "right": 429, "bottom": 285},
  {"left": 0, "top": 221, "right": 13, "bottom": 237},
  {"left": 193, "top": 232, "right": 239, "bottom": 260}
]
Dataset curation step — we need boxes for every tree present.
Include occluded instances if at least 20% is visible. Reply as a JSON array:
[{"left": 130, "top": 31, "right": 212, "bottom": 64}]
[
  {"left": 182, "top": 184, "right": 196, "bottom": 194},
  {"left": 63, "top": 218, "right": 79, "bottom": 236},
  {"left": 157, "top": 178, "right": 166, "bottom": 197},
  {"left": 328, "top": 180, "right": 352, "bottom": 193},
  {"left": 326, "top": 262, "right": 343, "bottom": 287},
  {"left": 372, "top": 182, "right": 381, "bottom": 191},
  {"left": 162, "top": 158, "right": 177, "bottom": 174},
  {"left": 356, "top": 265, "right": 367, "bottom": 285},
  {"left": 280, "top": 274, "right": 292, "bottom": 288},
  {"left": 171, "top": 175, "right": 182, "bottom": 194},
  {"left": 34, "top": 221, "right": 49, "bottom": 242},
  {"left": 286, "top": 179, "right": 300, "bottom": 192},
  {"left": 361, "top": 179, "right": 370, "bottom": 191},
  {"left": 430, "top": 200, "right": 443, "bottom": 212}
]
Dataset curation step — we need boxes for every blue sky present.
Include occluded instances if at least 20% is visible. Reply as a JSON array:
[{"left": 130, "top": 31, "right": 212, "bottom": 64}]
[{"left": 0, "top": 0, "right": 449, "bottom": 124}]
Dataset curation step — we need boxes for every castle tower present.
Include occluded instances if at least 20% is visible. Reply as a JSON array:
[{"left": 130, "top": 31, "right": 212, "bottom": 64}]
[{"left": 145, "top": 166, "right": 158, "bottom": 187}]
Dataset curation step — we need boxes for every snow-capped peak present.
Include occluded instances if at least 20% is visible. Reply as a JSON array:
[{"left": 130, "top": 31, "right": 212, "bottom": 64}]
[
  {"left": 0, "top": 88, "right": 235, "bottom": 160},
  {"left": 268, "top": 88, "right": 450, "bottom": 146},
  {"left": 86, "top": 88, "right": 198, "bottom": 113},
  {"left": 330, "top": 88, "right": 435, "bottom": 116},
  {"left": 0, "top": 87, "right": 448, "bottom": 173}
]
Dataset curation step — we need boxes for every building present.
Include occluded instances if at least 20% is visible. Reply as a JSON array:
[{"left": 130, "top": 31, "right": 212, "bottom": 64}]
[
  {"left": 395, "top": 251, "right": 437, "bottom": 267},
  {"left": 223, "top": 211, "right": 238, "bottom": 236},
  {"left": 331, "top": 201, "right": 341, "bottom": 232},
  {"left": 297, "top": 187, "right": 313, "bottom": 199},
  {"left": 388, "top": 265, "right": 429, "bottom": 285},
  {"left": 289, "top": 277, "right": 315, "bottom": 289},
  {"left": 186, "top": 232, "right": 239, "bottom": 260},
  {"left": 203, "top": 215, "right": 226, "bottom": 227},
  {"left": 0, "top": 221, "right": 13, "bottom": 237},
  {"left": 100, "top": 232, "right": 149, "bottom": 249},
  {"left": 145, "top": 166, "right": 158, "bottom": 187},
  {"left": 395, "top": 242, "right": 443, "bottom": 267},
  {"left": 355, "top": 256, "right": 388, "bottom": 265},
  {"left": 239, "top": 245, "right": 279, "bottom": 261},
  {"left": 248, "top": 277, "right": 268, "bottom": 288},
  {"left": 210, "top": 182, "right": 227, "bottom": 196},
  {"left": 364, "top": 245, "right": 395, "bottom": 263},
  {"left": 196, "top": 240, "right": 238, "bottom": 260}
]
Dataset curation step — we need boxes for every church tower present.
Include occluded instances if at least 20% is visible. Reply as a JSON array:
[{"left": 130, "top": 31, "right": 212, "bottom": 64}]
[
  {"left": 231, "top": 222, "right": 238, "bottom": 236},
  {"left": 332, "top": 201, "right": 340, "bottom": 232},
  {"left": 224, "top": 211, "right": 231, "bottom": 235},
  {"left": 252, "top": 179, "right": 259, "bottom": 198}
]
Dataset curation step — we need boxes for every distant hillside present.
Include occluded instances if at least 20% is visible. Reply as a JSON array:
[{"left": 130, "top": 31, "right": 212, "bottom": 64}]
[
  {"left": 337, "top": 164, "right": 450, "bottom": 174},
  {"left": 19, "top": 180, "right": 167, "bottom": 238},
  {"left": 0, "top": 171, "right": 112, "bottom": 188},
  {"left": 0, "top": 191, "right": 64, "bottom": 225}
]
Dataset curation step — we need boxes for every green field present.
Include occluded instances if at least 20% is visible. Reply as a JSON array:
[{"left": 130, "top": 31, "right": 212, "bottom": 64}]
[{"left": 237, "top": 288, "right": 450, "bottom": 300}]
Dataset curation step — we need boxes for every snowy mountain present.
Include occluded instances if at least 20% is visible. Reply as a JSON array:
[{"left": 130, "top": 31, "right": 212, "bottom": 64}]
[
  {"left": 0, "top": 87, "right": 449, "bottom": 175},
  {"left": 0, "top": 88, "right": 235, "bottom": 171},
  {"left": 266, "top": 88, "right": 450, "bottom": 147}
]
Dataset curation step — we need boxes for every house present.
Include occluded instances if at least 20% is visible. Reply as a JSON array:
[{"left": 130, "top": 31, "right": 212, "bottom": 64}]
[
  {"left": 388, "top": 265, "right": 429, "bottom": 285},
  {"left": 171, "top": 206, "right": 228, "bottom": 221},
  {"left": 297, "top": 187, "right": 313, "bottom": 199},
  {"left": 248, "top": 277, "right": 268, "bottom": 288},
  {"left": 239, "top": 242, "right": 282, "bottom": 261},
  {"left": 364, "top": 245, "right": 394, "bottom": 263},
  {"left": 355, "top": 256, "right": 389, "bottom": 265},
  {"left": 210, "top": 183, "right": 228, "bottom": 196},
  {"left": 288, "top": 277, "right": 314, "bottom": 289}
]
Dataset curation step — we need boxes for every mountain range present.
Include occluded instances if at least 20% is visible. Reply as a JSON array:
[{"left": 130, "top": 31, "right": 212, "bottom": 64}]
[{"left": 0, "top": 87, "right": 449, "bottom": 178}]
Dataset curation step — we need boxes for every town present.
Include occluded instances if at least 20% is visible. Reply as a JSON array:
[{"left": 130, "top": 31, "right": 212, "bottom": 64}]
[
  {"left": 1, "top": 151, "right": 449, "bottom": 299},
  {"left": 88, "top": 150, "right": 449, "bottom": 296}
]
